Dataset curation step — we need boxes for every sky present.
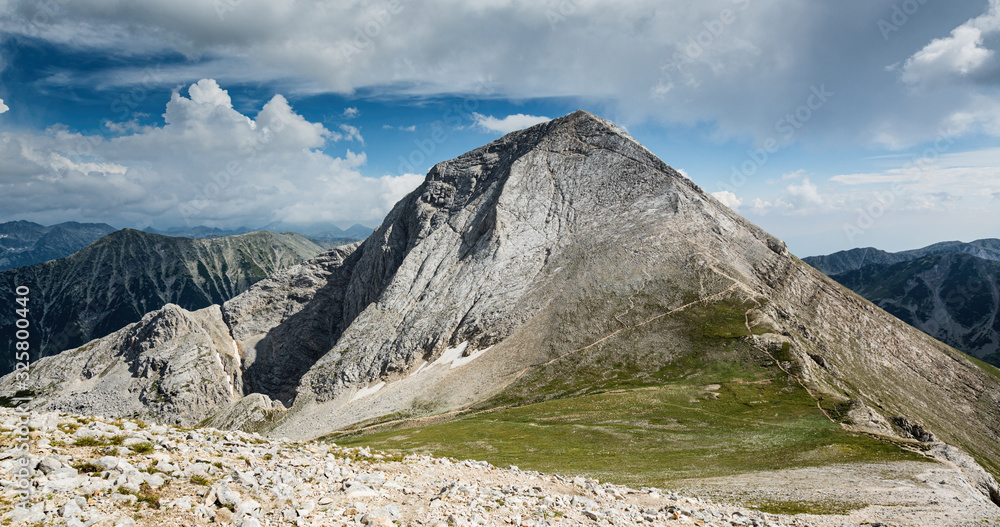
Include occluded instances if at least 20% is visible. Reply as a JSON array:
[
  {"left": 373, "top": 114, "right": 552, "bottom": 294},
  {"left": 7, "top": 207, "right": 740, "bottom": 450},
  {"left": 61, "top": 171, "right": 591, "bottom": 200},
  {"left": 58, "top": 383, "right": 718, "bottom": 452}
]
[{"left": 0, "top": 1, "right": 998, "bottom": 256}]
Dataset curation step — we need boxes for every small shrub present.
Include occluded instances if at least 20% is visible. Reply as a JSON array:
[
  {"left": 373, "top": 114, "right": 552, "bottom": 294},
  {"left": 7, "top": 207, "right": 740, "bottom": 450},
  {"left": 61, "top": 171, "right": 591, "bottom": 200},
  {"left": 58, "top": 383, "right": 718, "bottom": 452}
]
[
  {"left": 118, "top": 484, "right": 160, "bottom": 509},
  {"left": 129, "top": 442, "right": 155, "bottom": 454},
  {"left": 136, "top": 483, "right": 160, "bottom": 508},
  {"left": 74, "top": 437, "right": 105, "bottom": 447},
  {"left": 73, "top": 462, "right": 103, "bottom": 474},
  {"left": 190, "top": 474, "right": 211, "bottom": 486}
]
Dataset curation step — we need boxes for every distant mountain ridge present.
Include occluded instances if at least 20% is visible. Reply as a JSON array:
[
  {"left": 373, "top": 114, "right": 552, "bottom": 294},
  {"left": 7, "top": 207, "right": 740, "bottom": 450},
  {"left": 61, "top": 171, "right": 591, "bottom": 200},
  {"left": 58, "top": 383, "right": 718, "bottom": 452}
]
[
  {"left": 0, "top": 221, "right": 117, "bottom": 270},
  {"left": 145, "top": 223, "right": 374, "bottom": 244},
  {"left": 141, "top": 225, "right": 255, "bottom": 238},
  {"left": 0, "top": 229, "right": 328, "bottom": 375},
  {"left": 824, "top": 252, "right": 1000, "bottom": 367},
  {"left": 803, "top": 238, "right": 1000, "bottom": 275},
  {"left": 805, "top": 240, "right": 1000, "bottom": 367},
  {"left": 261, "top": 221, "right": 374, "bottom": 242}
]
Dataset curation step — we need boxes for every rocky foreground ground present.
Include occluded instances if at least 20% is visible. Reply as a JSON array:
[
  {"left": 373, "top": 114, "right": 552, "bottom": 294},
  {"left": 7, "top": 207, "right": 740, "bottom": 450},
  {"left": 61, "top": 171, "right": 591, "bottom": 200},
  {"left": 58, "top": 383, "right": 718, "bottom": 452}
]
[{"left": 1, "top": 408, "right": 998, "bottom": 527}]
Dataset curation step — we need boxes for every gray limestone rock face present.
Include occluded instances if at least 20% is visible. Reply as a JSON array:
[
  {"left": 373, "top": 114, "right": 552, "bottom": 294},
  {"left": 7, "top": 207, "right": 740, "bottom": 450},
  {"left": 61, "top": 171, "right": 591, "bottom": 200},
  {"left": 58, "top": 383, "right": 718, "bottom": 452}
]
[
  {"left": 0, "top": 304, "right": 242, "bottom": 426},
  {"left": 221, "top": 244, "right": 361, "bottom": 405}
]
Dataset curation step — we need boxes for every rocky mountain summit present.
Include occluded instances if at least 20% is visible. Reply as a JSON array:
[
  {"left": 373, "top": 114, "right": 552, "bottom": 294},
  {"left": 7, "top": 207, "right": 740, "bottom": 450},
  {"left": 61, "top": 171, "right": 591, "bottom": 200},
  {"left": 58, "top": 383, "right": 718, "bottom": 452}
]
[
  {"left": 3, "top": 409, "right": 998, "bottom": 527},
  {"left": 4, "top": 111, "right": 1000, "bottom": 511}
]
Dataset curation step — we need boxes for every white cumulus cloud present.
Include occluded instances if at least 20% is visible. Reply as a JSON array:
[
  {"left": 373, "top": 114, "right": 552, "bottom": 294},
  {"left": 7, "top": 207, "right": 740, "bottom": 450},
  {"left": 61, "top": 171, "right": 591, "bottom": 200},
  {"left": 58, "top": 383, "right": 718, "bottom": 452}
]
[
  {"left": 339, "top": 124, "right": 364, "bottom": 144},
  {"left": 472, "top": 113, "right": 552, "bottom": 134},
  {"left": 902, "top": 27, "right": 995, "bottom": 87},
  {"left": 187, "top": 78, "right": 233, "bottom": 107},
  {"left": 786, "top": 178, "right": 824, "bottom": 206},
  {"left": 0, "top": 99, "right": 8, "bottom": 114},
  {"left": 0, "top": 79, "right": 421, "bottom": 229},
  {"left": 711, "top": 190, "right": 742, "bottom": 210}
]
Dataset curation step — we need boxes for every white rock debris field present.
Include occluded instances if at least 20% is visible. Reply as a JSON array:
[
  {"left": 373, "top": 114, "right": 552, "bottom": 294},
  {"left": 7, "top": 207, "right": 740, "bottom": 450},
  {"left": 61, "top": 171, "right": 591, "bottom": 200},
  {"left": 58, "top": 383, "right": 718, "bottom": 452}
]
[{"left": 0, "top": 408, "right": 845, "bottom": 527}]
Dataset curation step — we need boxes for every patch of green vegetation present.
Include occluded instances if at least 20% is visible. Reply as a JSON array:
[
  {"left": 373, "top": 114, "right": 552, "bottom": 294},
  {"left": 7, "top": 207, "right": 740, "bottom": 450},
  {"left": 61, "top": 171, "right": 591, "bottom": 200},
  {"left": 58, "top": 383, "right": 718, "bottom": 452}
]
[
  {"left": 966, "top": 354, "right": 1000, "bottom": 384},
  {"left": 821, "top": 398, "right": 858, "bottom": 424},
  {"left": 341, "top": 372, "right": 926, "bottom": 487},
  {"left": 58, "top": 422, "right": 79, "bottom": 434},
  {"left": 189, "top": 474, "right": 211, "bottom": 486},
  {"left": 480, "top": 296, "right": 766, "bottom": 409},
  {"left": 73, "top": 437, "right": 105, "bottom": 447},
  {"left": 149, "top": 379, "right": 167, "bottom": 403},
  {"left": 129, "top": 442, "right": 155, "bottom": 454},
  {"left": 107, "top": 435, "right": 127, "bottom": 446},
  {"left": 118, "top": 483, "right": 160, "bottom": 509},
  {"left": 341, "top": 293, "right": 929, "bottom": 498},
  {"left": 748, "top": 500, "right": 867, "bottom": 516}
]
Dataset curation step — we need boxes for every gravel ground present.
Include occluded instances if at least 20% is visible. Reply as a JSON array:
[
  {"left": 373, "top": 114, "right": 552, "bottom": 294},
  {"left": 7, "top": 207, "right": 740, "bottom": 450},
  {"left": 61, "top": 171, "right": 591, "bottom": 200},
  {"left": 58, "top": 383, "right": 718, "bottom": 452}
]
[{"left": 2, "top": 409, "right": 998, "bottom": 527}]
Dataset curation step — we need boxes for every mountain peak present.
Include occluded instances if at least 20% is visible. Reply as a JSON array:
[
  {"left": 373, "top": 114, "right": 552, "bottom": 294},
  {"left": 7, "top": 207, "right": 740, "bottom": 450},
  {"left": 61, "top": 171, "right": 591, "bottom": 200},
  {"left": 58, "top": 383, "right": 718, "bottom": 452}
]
[
  {"left": 500, "top": 109, "right": 635, "bottom": 149},
  {"left": 420, "top": 109, "right": 679, "bottom": 209},
  {"left": 559, "top": 108, "right": 625, "bottom": 131}
]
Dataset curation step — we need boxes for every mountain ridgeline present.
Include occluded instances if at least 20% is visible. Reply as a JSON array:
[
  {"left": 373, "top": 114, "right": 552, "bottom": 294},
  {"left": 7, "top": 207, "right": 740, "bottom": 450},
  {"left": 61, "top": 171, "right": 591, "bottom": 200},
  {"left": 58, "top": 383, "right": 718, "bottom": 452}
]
[
  {"left": 803, "top": 239, "right": 1000, "bottom": 275},
  {"left": 142, "top": 223, "right": 372, "bottom": 246},
  {"left": 0, "top": 229, "right": 327, "bottom": 375},
  {"left": 0, "top": 221, "right": 117, "bottom": 271},
  {"left": 805, "top": 242, "right": 1000, "bottom": 367},
  {"left": 4, "top": 111, "right": 1000, "bottom": 509}
]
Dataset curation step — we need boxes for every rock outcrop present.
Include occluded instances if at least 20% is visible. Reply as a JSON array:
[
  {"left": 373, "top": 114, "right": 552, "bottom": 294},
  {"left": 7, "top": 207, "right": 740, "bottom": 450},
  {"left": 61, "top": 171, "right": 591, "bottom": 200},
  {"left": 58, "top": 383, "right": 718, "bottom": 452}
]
[{"left": 11, "top": 304, "right": 242, "bottom": 425}]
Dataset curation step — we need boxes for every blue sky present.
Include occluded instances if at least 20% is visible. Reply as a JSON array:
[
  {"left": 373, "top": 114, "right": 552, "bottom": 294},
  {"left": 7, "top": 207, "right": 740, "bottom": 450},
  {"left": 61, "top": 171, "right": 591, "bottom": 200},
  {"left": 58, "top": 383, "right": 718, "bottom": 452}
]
[{"left": 0, "top": 1, "right": 998, "bottom": 256}]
